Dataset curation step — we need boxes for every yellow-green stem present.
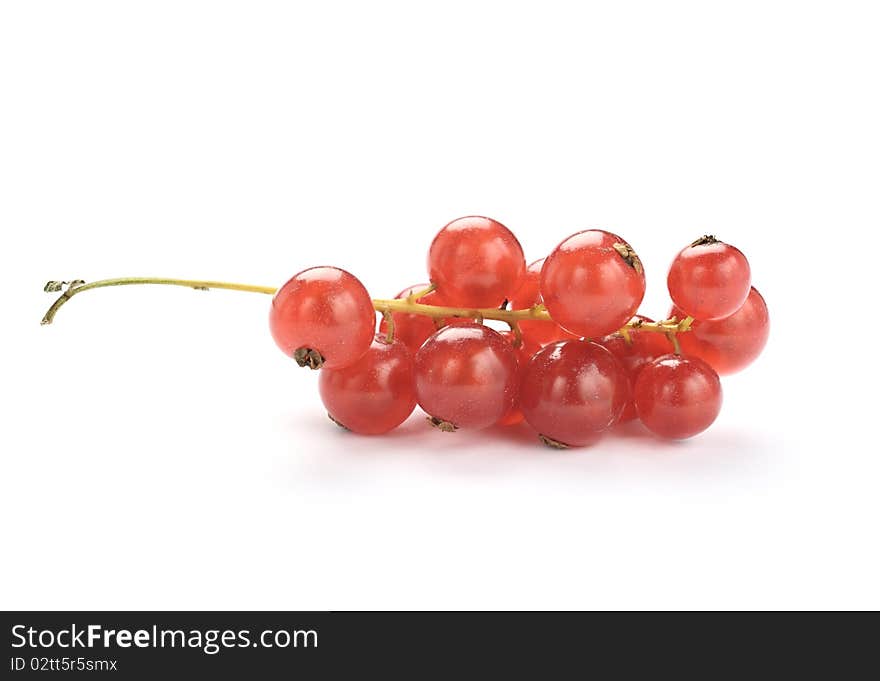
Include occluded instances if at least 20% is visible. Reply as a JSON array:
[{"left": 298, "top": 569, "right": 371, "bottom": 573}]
[
  {"left": 41, "top": 277, "right": 277, "bottom": 326},
  {"left": 41, "top": 276, "right": 694, "bottom": 336}
]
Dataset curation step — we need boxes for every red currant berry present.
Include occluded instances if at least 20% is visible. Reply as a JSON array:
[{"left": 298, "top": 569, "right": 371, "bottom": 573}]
[
  {"left": 497, "top": 333, "right": 542, "bottom": 426},
  {"left": 541, "top": 230, "right": 646, "bottom": 338},
  {"left": 415, "top": 323, "right": 519, "bottom": 430},
  {"left": 667, "top": 236, "right": 751, "bottom": 320},
  {"left": 599, "top": 317, "right": 673, "bottom": 422},
  {"left": 634, "top": 354, "right": 722, "bottom": 439},
  {"left": 520, "top": 340, "right": 629, "bottom": 447},
  {"left": 377, "top": 283, "right": 440, "bottom": 354},
  {"left": 672, "top": 286, "right": 769, "bottom": 375},
  {"left": 269, "top": 266, "right": 375, "bottom": 369},
  {"left": 427, "top": 216, "right": 526, "bottom": 308},
  {"left": 509, "top": 258, "right": 578, "bottom": 346},
  {"left": 318, "top": 334, "right": 417, "bottom": 435}
]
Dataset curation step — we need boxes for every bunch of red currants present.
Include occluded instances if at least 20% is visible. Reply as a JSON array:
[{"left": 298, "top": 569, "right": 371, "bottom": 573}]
[{"left": 269, "top": 217, "right": 769, "bottom": 447}]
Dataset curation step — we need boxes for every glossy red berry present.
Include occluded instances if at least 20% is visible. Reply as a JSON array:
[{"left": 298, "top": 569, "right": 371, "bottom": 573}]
[
  {"left": 673, "top": 287, "right": 769, "bottom": 375},
  {"left": 269, "top": 266, "right": 375, "bottom": 369},
  {"left": 520, "top": 340, "right": 629, "bottom": 447},
  {"left": 509, "top": 258, "right": 578, "bottom": 346},
  {"left": 541, "top": 230, "right": 646, "bottom": 338},
  {"left": 634, "top": 354, "right": 722, "bottom": 439},
  {"left": 377, "top": 283, "right": 440, "bottom": 354},
  {"left": 427, "top": 216, "right": 526, "bottom": 308},
  {"left": 318, "top": 335, "right": 417, "bottom": 435},
  {"left": 667, "top": 236, "right": 751, "bottom": 320},
  {"left": 497, "top": 333, "right": 542, "bottom": 426},
  {"left": 599, "top": 317, "right": 674, "bottom": 422},
  {"left": 415, "top": 323, "right": 519, "bottom": 430}
]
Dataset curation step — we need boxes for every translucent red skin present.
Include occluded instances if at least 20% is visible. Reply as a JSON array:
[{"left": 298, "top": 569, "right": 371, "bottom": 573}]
[
  {"left": 667, "top": 241, "right": 751, "bottom": 320},
  {"left": 497, "top": 333, "right": 542, "bottom": 426},
  {"left": 269, "top": 266, "right": 375, "bottom": 369},
  {"left": 520, "top": 340, "right": 629, "bottom": 447},
  {"left": 599, "top": 317, "right": 674, "bottom": 421},
  {"left": 318, "top": 335, "right": 417, "bottom": 435},
  {"left": 540, "top": 230, "right": 646, "bottom": 338},
  {"left": 634, "top": 354, "right": 722, "bottom": 439},
  {"left": 509, "top": 258, "right": 579, "bottom": 346},
  {"left": 377, "top": 283, "right": 441, "bottom": 354},
  {"left": 415, "top": 323, "right": 519, "bottom": 429},
  {"left": 427, "top": 216, "right": 526, "bottom": 308},
  {"left": 671, "top": 287, "right": 769, "bottom": 375}
]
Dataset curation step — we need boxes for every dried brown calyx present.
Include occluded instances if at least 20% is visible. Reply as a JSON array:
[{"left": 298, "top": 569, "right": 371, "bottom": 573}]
[
  {"left": 293, "top": 347, "right": 325, "bottom": 370},
  {"left": 327, "top": 413, "right": 349, "bottom": 430},
  {"left": 612, "top": 242, "right": 643, "bottom": 274},
  {"left": 690, "top": 234, "right": 719, "bottom": 247},
  {"left": 538, "top": 434, "right": 569, "bottom": 449},
  {"left": 428, "top": 415, "right": 458, "bottom": 432}
]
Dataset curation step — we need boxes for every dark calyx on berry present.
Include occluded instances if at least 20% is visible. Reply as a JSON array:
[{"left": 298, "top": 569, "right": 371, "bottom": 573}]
[
  {"left": 538, "top": 434, "right": 570, "bottom": 449},
  {"left": 428, "top": 415, "right": 458, "bottom": 432},
  {"left": 690, "top": 234, "right": 719, "bottom": 247},
  {"left": 293, "top": 347, "right": 325, "bottom": 370},
  {"left": 327, "top": 413, "right": 350, "bottom": 430},
  {"left": 612, "top": 242, "right": 643, "bottom": 274}
]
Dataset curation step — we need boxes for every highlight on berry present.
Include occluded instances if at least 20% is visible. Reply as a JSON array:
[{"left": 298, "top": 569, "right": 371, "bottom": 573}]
[{"left": 42, "top": 217, "right": 769, "bottom": 448}]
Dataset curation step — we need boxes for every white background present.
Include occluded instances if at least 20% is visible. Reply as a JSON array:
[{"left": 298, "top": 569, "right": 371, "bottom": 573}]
[{"left": 1, "top": 1, "right": 878, "bottom": 610}]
